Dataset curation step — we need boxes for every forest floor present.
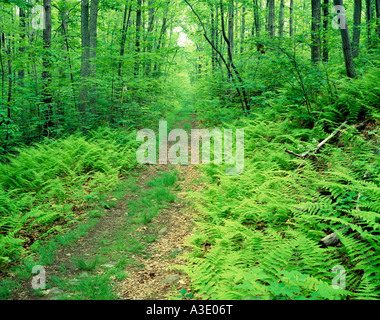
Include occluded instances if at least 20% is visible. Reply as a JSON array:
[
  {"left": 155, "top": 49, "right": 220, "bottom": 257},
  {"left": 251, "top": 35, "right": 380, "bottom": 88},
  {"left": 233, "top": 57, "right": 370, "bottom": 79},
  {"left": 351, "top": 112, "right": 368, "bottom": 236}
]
[{"left": 7, "top": 107, "right": 202, "bottom": 300}]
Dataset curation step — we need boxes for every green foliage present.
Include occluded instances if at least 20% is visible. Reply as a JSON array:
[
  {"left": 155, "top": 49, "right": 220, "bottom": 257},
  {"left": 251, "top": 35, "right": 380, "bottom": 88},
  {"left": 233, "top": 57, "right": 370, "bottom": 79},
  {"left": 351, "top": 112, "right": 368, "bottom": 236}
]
[
  {"left": 177, "top": 113, "right": 380, "bottom": 300},
  {"left": 73, "top": 257, "right": 99, "bottom": 271},
  {"left": 325, "top": 67, "right": 380, "bottom": 122},
  {"left": 128, "top": 170, "right": 178, "bottom": 225},
  {"left": 0, "top": 127, "right": 138, "bottom": 265},
  {"left": 0, "top": 278, "right": 20, "bottom": 300},
  {"left": 178, "top": 288, "right": 193, "bottom": 299}
]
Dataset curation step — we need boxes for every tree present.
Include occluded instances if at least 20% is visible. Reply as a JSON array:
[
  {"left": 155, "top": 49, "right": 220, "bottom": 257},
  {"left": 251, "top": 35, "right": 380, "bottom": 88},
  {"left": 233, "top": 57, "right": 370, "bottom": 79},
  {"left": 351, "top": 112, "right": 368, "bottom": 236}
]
[
  {"left": 144, "top": 0, "right": 156, "bottom": 76},
  {"left": 134, "top": 0, "right": 142, "bottom": 77},
  {"left": 376, "top": 0, "right": 380, "bottom": 39},
  {"left": 211, "top": 4, "right": 217, "bottom": 69},
  {"left": 311, "top": 0, "right": 321, "bottom": 63},
  {"left": 42, "top": 0, "right": 53, "bottom": 135},
  {"left": 267, "top": 0, "right": 275, "bottom": 38},
  {"left": 79, "top": 0, "right": 98, "bottom": 124},
  {"left": 240, "top": 6, "right": 245, "bottom": 53},
  {"left": 153, "top": 1, "right": 170, "bottom": 76},
  {"left": 118, "top": 2, "right": 132, "bottom": 79},
  {"left": 89, "top": 0, "right": 99, "bottom": 111},
  {"left": 322, "top": 0, "right": 329, "bottom": 61},
  {"left": 352, "top": 0, "right": 362, "bottom": 58},
  {"left": 278, "top": 0, "right": 284, "bottom": 37},
  {"left": 253, "top": 0, "right": 261, "bottom": 37},
  {"left": 289, "top": 0, "right": 294, "bottom": 37},
  {"left": 333, "top": 0, "right": 357, "bottom": 78},
  {"left": 228, "top": 0, "right": 234, "bottom": 69},
  {"left": 79, "top": 0, "right": 90, "bottom": 126},
  {"left": 366, "top": 0, "right": 375, "bottom": 46},
  {"left": 18, "top": 7, "right": 26, "bottom": 85}
]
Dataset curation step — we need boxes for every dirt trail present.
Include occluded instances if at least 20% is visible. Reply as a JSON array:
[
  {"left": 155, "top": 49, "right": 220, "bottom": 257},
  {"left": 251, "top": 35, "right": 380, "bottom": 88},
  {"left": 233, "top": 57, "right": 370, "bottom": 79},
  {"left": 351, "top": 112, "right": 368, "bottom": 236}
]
[
  {"left": 117, "top": 163, "right": 200, "bottom": 299},
  {"left": 117, "top": 111, "right": 201, "bottom": 299},
  {"left": 10, "top": 109, "right": 202, "bottom": 300}
]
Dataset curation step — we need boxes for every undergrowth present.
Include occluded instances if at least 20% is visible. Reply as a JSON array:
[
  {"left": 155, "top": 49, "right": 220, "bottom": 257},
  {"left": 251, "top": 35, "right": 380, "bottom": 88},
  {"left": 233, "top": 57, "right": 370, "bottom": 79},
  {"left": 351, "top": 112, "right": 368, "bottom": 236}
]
[
  {"left": 177, "top": 114, "right": 379, "bottom": 300},
  {"left": 177, "top": 69, "right": 380, "bottom": 300},
  {"left": 0, "top": 127, "right": 139, "bottom": 266}
]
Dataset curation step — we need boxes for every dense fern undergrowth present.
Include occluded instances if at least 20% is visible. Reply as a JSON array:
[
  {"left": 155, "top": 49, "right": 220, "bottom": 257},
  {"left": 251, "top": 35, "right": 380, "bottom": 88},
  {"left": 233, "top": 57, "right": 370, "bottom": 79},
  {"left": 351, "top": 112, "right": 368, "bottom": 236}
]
[
  {"left": 0, "top": 71, "right": 187, "bottom": 269},
  {"left": 177, "top": 68, "right": 380, "bottom": 300},
  {"left": 0, "top": 128, "right": 140, "bottom": 266}
]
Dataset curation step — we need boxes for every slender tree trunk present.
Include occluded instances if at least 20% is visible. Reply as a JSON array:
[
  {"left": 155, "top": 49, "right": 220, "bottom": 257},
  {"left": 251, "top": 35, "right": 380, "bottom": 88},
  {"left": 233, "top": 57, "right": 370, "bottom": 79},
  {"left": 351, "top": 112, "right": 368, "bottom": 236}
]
[
  {"left": 267, "top": 0, "right": 275, "bottom": 38},
  {"left": 220, "top": 0, "right": 250, "bottom": 111},
  {"left": 289, "top": 0, "right": 294, "bottom": 37},
  {"left": 145, "top": 0, "right": 155, "bottom": 75},
  {"left": 240, "top": 6, "right": 245, "bottom": 53},
  {"left": 278, "top": 0, "right": 284, "bottom": 37},
  {"left": 5, "top": 35, "right": 12, "bottom": 142},
  {"left": 235, "top": 5, "right": 238, "bottom": 54},
  {"left": 118, "top": 3, "right": 132, "bottom": 78},
  {"left": 215, "top": 3, "right": 223, "bottom": 71},
  {"left": 60, "top": 2, "right": 76, "bottom": 108},
  {"left": 253, "top": 0, "right": 260, "bottom": 37},
  {"left": 211, "top": 5, "right": 216, "bottom": 70},
  {"left": 0, "top": 32, "right": 5, "bottom": 101},
  {"left": 153, "top": 1, "right": 170, "bottom": 76},
  {"left": 5, "top": 35, "right": 11, "bottom": 125},
  {"left": 228, "top": 0, "right": 234, "bottom": 71},
  {"left": 333, "top": 0, "right": 357, "bottom": 78},
  {"left": 352, "top": 0, "right": 362, "bottom": 58},
  {"left": 376, "top": 0, "right": 380, "bottom": 39},
  {"left": 89, "top": 0, "right": 98, "bottom": 77},
  {"left": 42, "top": 0, "right": 53, "bottom": 136},
  {"left": 366, "top": 0, "right": 373, "bottom": 46},
  {"left": 311, "top": 0, "right": 321, "bottom": 63},
  {"left": 322, "top": 0, "right": 329, "bottom": 61},
  {"left": 79, "top": 0, "right": 90, "bottom": 127},
  {"left": 134, "top": 0, "right": 142, "bottom": 77},
  {"left": 18, "top": 8, "right": 26, "bottom": 85},
  {"left": 59, "top": 0, "right": 69, "bottom": 79},
  {"left": 89, "top": 0, "right": 98, "bottom": 113}
]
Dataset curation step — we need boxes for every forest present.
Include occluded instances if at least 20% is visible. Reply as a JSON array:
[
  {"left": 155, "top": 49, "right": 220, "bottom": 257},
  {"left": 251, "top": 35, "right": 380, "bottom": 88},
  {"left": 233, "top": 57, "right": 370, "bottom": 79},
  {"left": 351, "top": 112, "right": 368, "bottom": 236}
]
[{"left": 0, "top": 0, "right": 379, "bottom": 301}]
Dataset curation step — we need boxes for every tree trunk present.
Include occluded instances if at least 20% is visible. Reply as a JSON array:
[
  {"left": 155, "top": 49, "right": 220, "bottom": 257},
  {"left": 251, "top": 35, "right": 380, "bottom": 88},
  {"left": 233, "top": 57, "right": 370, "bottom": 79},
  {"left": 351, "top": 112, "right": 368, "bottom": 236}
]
[
  {"left": 42, "top": 0, "right": 53, "bottom": 136},
  {"left": 278, "top": 0, "right": 284, "bottom": 37},
  {"left": 211, "top": 5, "right": 217, "bottom": 70},
  {"left": 145, "top": 0, "right": 156, "bottom": 76},
  {"left": 228, "top": 0, "right": 234, "bottom": 70},
  {"left": 18, "top": 8, "right": 26, "bottom": 85},
  {"left": 60, "top": 0, "right": 76, "bottom": 108},
  {"left": 366, "top": 0, "right": 373, "bottom": 46},
  {"left": 268, "top": 0, "right": 275, "bottom": 38},
  {"left": 376, "top": 0, "right": 380, "bottom": 39},
  {"left": 0, "top": 31, "right": 5, "bottom": 101},
  {"left": 253, "top": 0, "right": 260, "bottom": 37},
  {"left": 333, "top": 0, "right": 357, "bottom": 78},
  {"left": 59, "top": 0, "right": 69, "bottom": 79},
  {"left": 89, "top": 0, "right": 98, "bottom": 77},
  {"left": 79, "top": 0, "right": 90, "bottom": 127},
  {"left": 5, "top": 37, "right": 12, "bottom": 142},
  {"left": 311, "top": 0, "right": 321, "bottom": 63},
  {"left": 352, "top": 0, "right": 362, "bottom": 58},
  {"left": 2, "top": 33, "right": 12, "bottom": 142},
  {"left": 153, "top": 1, "right": 170, "bottom": 76},
  {"left": 322, "top": 0, "right": 329, "bottom": 61},
  {"left": 118, "top": 3, "right": 132, "bottom": 78},
  {"left": 134, "top": 0, "right": 142, "bottom": 77},
  {"left": 240, "top": 6, "right": 245, "bottom": 53},
  {"left": 89, "top": 0, "right": 98, "bottom": 113},
  {"left": 219, "top": 0, "right": 250, "bottom": 111},
  {"left": 289, "top": 0, "right": 294, "bottom": 37}
]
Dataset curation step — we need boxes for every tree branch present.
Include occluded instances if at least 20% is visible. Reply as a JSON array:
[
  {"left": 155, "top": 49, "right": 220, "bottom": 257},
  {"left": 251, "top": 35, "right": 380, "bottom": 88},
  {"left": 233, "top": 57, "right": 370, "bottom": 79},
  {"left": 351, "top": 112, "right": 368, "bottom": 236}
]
[{"left": 286, "top": 120, "right": 348, "bottom": 158}]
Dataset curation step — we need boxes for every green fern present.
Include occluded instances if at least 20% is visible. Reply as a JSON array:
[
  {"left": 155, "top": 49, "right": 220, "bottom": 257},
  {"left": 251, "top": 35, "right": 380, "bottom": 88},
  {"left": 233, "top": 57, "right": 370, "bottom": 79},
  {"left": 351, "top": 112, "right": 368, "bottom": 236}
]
[{"left": 177, "top": 114, "right": 380, "bottom": 300}]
